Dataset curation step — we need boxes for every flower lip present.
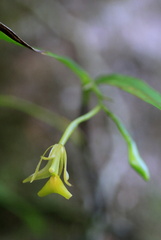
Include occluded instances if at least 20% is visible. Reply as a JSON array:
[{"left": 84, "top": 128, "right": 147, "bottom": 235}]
[{"left": 37, "top": 175, "right": 72, "bottom": 199}]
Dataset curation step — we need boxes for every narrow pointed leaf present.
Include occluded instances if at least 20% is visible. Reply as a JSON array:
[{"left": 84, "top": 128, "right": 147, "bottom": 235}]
[
  {"left": 0, "top": 22, "right": 40, "bottom": 51},
  {"left": 96, "top": 74, "right": 161, "bottom": 110},
  {"left": 0, "top": 22, "right": 103, "bottom": 98},
  {"left": 0, "top": 22, "right": 90, "bottom": 86},
  {"left": 102, "top": 105, "right": 150, "bottom": 180},
  {"left": 41, "top": 51, "right": 90, "bottom": 85}
]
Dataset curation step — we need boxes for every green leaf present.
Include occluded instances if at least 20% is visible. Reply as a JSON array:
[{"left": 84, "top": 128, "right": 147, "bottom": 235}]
[
  {"left": 41, "top": 51, "right": 90, "bottom": 86},
  {"left": 96, "top": 74, "right": 161, "bottom": 110},
  {"left": 0, "top": 22, "right": 104, "bottom": 98},
  {"left": 102, "top": 105, "right": 150, "bottom": 181},
  {"left": 0, "top": 30, "right": 21, "bottom": 46},
  {"left": 0, "top": 22, "right": 90, "bottom": 85},
  {"left": 0, "top": 22, "right": 40, "bottom": 50}
]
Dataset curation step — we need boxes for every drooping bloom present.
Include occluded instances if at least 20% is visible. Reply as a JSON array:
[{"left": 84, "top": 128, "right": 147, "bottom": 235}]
[{"left": 23, "top": 144, "right": 72, "bottom": 199}]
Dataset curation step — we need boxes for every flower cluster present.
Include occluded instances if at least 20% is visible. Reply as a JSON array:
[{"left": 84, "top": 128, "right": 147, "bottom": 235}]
[{"left": 23, "top": 144, "right": 72, "bottom": 199}]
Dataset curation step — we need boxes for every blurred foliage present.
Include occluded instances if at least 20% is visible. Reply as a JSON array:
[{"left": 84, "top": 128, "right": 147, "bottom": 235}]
[{"left": 1, "top": 1, "right": 161, "bottom": 240}]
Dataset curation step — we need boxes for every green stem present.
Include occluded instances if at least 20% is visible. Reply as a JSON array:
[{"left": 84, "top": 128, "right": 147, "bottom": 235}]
[{"left": 59, "top": 105, "right": 101, "bottom": 145}]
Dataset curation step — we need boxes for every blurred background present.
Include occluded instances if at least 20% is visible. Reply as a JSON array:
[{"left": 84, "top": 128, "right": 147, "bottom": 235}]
[{"left": 1, "top": 0, "right": 161, "bottom": 239}]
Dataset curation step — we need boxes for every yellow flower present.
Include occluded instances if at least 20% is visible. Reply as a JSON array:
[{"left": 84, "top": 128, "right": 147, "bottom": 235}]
[{"left": 23, "top": 144, "right": 72, "bottom": 199}]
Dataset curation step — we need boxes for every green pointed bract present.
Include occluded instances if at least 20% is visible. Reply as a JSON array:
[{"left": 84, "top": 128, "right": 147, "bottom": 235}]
[
  {"left": 102, "top": 105, "right": 150, "bottom": 181},
  {"left": 128, "top": 141, "right": 150, "bottom": 181},
  {"left": 23, "top": 144, "right": 72, "bottom": 198}
]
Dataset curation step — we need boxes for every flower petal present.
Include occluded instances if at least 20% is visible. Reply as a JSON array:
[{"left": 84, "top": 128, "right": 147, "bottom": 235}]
[{"left": 63, "top": 150, "right": 72, "bottom": 186}]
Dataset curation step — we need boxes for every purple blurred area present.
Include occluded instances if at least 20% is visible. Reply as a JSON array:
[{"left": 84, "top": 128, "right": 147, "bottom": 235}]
[{"left": 1, "top": 0, "right": 161, "bottom": 239}]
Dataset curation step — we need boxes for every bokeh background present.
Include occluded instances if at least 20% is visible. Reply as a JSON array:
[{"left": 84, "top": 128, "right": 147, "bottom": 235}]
[{"left": 1, "top": 0, "right": 161, "bottom": 239}]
